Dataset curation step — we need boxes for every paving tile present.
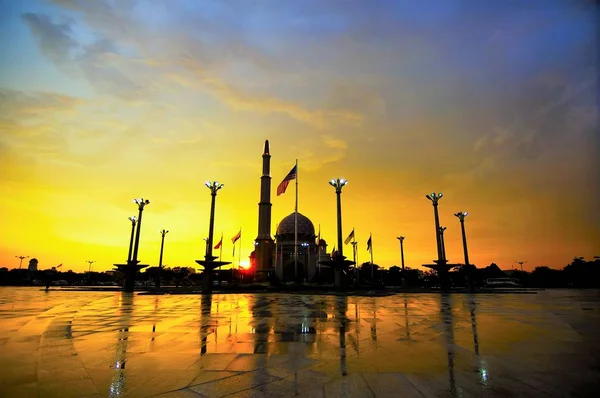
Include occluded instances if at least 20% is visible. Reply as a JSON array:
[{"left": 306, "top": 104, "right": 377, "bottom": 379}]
[
  {"left": 0, "top": 290, "right": 599, "bottom": 397},
  {"left": 361, "top": 373, "right": 425, "bottom": 397},
  {"left": 187, "top": 370, "right": 278, "bottom": 397},
  {"left": 323, "top": 373, "right": 374, "bottom": 398}
]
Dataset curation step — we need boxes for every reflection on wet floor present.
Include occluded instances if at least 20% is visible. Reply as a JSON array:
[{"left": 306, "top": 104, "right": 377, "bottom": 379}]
[{"left": 0, "top": 288, "right": 599, "bottom": 397}]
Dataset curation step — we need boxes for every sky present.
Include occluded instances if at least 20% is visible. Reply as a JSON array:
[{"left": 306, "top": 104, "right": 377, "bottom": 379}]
[{"left": 1, "top": 0, "right": 598, "bottom": 273}]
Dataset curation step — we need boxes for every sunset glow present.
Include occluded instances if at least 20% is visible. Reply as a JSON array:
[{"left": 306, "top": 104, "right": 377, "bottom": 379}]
[{"left": 0, "top": 1, "right": 598, "bottom": 273}]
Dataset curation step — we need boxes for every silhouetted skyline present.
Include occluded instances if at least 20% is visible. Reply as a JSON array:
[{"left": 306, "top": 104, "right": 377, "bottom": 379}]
[{"left": 1, "top": 0, "right": 598, "bottom": 272}]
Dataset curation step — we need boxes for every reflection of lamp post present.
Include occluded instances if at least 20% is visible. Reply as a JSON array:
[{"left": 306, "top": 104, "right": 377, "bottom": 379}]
[
  {"left": 196, "top": 181, "right": 230, "bottom": 293},
  {"left": 127, "top": 217, "right": 137, "bottom": 263},
  {"left": 441, "top": 294, "right": 456, "bottom": 394},
  {"left": 426, "top": 193, "right": 445, "bottom": 265},
  {"left": 396, "top": 236, "right": 406, "bottom": 287},
  {"left": 334, "top": 296, "right": 348, "bottom": 376},
  {"left": 15, "top": 255, "right": 29, "bottom": 269},
  {"left": 156, "top": 229, "right": 168, "bottom": 288}
]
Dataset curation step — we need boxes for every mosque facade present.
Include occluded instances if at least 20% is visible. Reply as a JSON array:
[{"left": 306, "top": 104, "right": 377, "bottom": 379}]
[{"left": 252, "top": 141, "right": 332, "bottom": 283}]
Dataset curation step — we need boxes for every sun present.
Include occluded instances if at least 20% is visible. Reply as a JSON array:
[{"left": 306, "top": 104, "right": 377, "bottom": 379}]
[{"left": 238, "top": 260, "right": 250, "bottom": 270}]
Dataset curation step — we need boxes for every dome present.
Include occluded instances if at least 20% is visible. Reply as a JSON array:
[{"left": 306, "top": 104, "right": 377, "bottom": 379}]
[{"left": 277, "top": 212, "right": 315, "bottom": 236}]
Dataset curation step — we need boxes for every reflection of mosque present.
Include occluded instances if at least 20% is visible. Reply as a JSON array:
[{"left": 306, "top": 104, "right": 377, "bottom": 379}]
[{"left": 273, "top": 212, "right": 332, "bottom": 282}]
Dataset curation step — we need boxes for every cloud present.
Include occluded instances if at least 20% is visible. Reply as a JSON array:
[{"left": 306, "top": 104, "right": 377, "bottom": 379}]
[
  {"left": 0, "top": 88, "right": 85, "bottom": 117},
  {"left": 21, "top": 12, "right": 79, "bottom": 67},
  {"left": 176, "top": 54, "right": 364, "bottom": 129},
  {"left": 35, "top": 0, "right": 370, "bottom": 128}
]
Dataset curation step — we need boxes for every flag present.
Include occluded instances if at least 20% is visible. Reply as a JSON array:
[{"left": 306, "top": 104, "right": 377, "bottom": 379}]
[
  {"left": 277, "top": 165, "right": 297, "bottom": 196},
  {"left": 214, "top": 237, "right": 223, "bottom": 250},
  {"left": 367, "top": 235, "right": 372, "bottom": 252},
  {"left": 232, "top": 230, "right": 241, "bottom": 244},
  {"left": 344, "top": 229, "right": 354, "bottom": 245},
  {"left": 56, "top": 264, "right": 63, "bottom": 268}
]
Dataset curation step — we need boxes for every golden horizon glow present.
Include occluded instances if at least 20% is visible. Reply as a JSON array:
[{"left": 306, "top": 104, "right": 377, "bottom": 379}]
[{"left": 238, "top": 260, "right": 250, "bottom": 270}]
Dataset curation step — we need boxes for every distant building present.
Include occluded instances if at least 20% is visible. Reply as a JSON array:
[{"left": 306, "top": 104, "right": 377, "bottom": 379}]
[{"left": 28, "top": 258, "right": 38, "bottom": 272}]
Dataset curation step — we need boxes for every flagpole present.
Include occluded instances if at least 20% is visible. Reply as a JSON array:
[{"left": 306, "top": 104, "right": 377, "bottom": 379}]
[
  {"left": 369, "top": 233, "right": 374, "bottom": 281},
  {"left": 238, "top": 227, "right": 242, "bottom": 277},
  {"left": 218, "top": 232, "right": 223, "bottom": 286},
  {"left": 232, "top": 243, "right": 236, "bottom": 283},
  {"left": 294, "top": 158, "right": 298, "bottom": 282},
  {"left": 219, "top": 233, "right": 223, "bottom": 261},
  {"left": 353, "top": 228, "right": 358, "bottom": 283}
]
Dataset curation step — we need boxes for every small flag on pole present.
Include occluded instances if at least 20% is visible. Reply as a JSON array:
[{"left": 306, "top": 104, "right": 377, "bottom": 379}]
[
  {"left": 277, "top": 165, "right": 297, "bottom": 196},
  {"left": 367, "top": 235, "right": 372, "bottom": 252},
  {"left": 232, "top": 230, "right": 241, "bottom": 244},
  {"left": 344, "top": 229, "right": 355, "bottom": 245},
  {"left": 214, "top": 237, "right": 223, "bottom": 250}
]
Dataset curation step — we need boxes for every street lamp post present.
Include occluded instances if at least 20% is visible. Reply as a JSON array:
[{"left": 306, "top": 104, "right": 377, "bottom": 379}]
[
  {"left": 86, "top": 260, "right": 95, "bottom": 285},
  {"left": 156, "top": 229, "right": 169, "bottom": 288},
  {"left": 205, "top": 181, "right": 223, "bottom": 260},
  {"left": 131, "top": 199, "right": 150, "bottom": 266},
  {"left": 331, "top": 179, "right": 347, "bottom": 259},
  {"left": 196, "top": 181, "right": 230, "bottom": 294},
  {"left": 15, "top": 255, "right": 29, "bottom": 269},
  {"left": 514, "top": 261, "right": 527, "bottom": 271},
  {"left": 439, "top": 226, "right": 447, "bottom": 261},
  {"left": 122, "top": 198, "right": 150, "bottom": 292},
  {"left": 396, "top": 236, "right": 406, "bottom": 287},
  {"left": 127, "top": 216, "right": 137, "bottom": 263},
  {"left": 426, "top": 193, "right": 445, "bottom": 264},
  {"left": 323, "top": 178, "right": 355, "bottom": 289},
  {"left": 426, "top": 192, "right": 450, "bottom": 290},
  {"left": 454, "top": 211, "right": 472, "bottom": 291}
]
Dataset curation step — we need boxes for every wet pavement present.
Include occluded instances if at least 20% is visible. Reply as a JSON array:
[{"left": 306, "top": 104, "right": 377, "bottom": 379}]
[{"left": 0, "top": 288, "right": 599, "bottom": 397}]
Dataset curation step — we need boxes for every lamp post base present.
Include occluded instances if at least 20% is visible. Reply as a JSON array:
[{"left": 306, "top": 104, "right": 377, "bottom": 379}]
[
  {"left": 196, "top": 257, "right": 231, "bottom": 294},
  {"left": 114, "top": 262, "right": 149, "bottom": 293},
  {"left": 319, "top": 255, "right": 355, "bottom": 291}
]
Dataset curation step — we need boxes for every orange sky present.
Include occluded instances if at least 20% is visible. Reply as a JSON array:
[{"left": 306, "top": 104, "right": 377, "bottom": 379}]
[{"left": 1, "top": 1, "right": 598, "bottom": 272}]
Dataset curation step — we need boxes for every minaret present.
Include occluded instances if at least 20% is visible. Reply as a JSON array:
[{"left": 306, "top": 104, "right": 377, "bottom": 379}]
[{"left": 255, "top": 140, "right": 275, "bottom": 281}]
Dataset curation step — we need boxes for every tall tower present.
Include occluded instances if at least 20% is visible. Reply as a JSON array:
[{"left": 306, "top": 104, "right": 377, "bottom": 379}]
[{"left": 255, "top": 140, "right": 275, "bottom": 281}]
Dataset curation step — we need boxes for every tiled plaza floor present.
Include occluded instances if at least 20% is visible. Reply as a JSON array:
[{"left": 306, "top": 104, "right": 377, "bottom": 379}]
[{"left": 0, "top": 288, "right": 599, "bottom": 397}]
